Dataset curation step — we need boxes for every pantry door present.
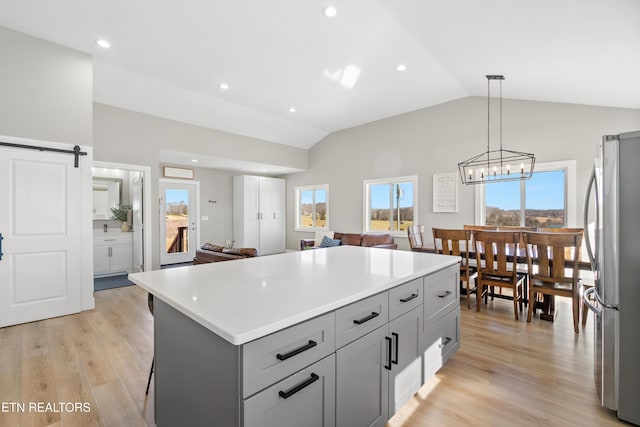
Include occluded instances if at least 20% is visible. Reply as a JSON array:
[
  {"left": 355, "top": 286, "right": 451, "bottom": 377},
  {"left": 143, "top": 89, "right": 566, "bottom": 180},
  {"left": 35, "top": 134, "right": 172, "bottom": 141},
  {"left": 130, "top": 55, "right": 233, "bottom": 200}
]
[{"left": 0, "top": 139, "right": 85, "bottom": 327}]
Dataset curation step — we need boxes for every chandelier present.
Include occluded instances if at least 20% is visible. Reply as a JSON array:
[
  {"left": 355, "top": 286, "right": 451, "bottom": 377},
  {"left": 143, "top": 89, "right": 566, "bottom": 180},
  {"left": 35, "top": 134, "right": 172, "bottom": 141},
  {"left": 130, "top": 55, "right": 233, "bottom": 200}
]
[{"left": 458, "top": 75, "right": 535, "bottom": 184}]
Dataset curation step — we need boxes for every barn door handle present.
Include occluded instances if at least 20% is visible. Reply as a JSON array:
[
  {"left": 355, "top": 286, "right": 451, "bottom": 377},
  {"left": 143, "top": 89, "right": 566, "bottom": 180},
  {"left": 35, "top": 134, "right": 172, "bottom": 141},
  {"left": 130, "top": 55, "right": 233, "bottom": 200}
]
[{"left": 0, "top": 233, "right": 3, "bottom": 260}]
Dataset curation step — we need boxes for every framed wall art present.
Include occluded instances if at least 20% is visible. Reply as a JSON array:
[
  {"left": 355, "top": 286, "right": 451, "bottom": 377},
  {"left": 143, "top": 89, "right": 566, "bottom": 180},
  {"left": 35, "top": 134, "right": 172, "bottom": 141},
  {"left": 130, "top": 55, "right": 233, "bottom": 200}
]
[{"left": 433, "top": 173, "right": 458, "bottom": 213}]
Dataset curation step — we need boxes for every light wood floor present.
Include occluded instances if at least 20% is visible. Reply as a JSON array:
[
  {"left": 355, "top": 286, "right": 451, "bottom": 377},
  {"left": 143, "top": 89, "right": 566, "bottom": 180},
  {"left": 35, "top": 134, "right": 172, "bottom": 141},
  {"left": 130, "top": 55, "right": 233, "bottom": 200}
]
[{"left": 0, "top": 285, "right": 627, "bottom": 427}]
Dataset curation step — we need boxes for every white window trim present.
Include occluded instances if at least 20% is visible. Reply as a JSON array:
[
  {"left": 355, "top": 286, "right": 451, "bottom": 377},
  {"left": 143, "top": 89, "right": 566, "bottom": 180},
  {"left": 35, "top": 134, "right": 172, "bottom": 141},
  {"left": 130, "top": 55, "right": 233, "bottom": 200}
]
[
  {"left": 295, "top": 184, "right": 330, "bottom": 232},
  {"left": 475, "top": 160, "right": 576, "bottom": 227},
  {"left": 363, "top": 175, "right": 418, "bottom": 238}
]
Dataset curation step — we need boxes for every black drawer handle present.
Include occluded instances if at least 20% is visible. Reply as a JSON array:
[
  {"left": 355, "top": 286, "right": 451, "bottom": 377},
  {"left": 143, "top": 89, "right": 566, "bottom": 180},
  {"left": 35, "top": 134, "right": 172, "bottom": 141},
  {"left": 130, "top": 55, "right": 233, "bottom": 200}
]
[
  {"left": 384, "top": 336, "right": 392, "bottom": 370},
  {"left": 399, "top": 293, "right": 418, "bottom": 303},
  {"left": 276, "top": 340, "right": 317, "bottom": 361},
  {"left": 278, "top": 373, "right": 319, "bottom": 399},
  {"left": 0, "top": 233, "right": 3, "bottom": 261},
  {"left": 437, "top": 290, "right": 452, "bottom": 299},
  {"left": 439, "top": 337, "right": 452, "bottom": 348},
  {"left": 353, "top": 312, "right": 379, "bottom": 325},
  {"left": 391, "top": 332, "right": 399, "bottom": 365}
]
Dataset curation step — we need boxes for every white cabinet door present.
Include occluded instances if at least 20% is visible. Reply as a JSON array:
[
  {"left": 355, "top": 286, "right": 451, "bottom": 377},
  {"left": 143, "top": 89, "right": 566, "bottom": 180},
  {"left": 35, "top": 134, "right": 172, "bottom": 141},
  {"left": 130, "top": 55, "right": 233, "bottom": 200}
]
[
  {"left": 267, "top": 177, "right": 286, "bottom": 254},
  {"left": 336, "top": 325, "right": 389, "bottom": 427},
  {"left": 93, "top": 246, "right": 111, "bottom": 275},
  {"left": 258, "top": 177, "right": 273, "bottom": 254},
  {"left": 110, "top": 244, "right": 133, "bottom": 273}
]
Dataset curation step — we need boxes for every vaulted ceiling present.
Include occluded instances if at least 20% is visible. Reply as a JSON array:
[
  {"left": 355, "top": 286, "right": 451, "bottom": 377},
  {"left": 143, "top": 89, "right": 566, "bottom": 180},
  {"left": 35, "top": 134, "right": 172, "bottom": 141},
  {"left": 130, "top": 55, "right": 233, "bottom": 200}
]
[{"left": 1, "top": 0, "right": 639, "bottom": 149}]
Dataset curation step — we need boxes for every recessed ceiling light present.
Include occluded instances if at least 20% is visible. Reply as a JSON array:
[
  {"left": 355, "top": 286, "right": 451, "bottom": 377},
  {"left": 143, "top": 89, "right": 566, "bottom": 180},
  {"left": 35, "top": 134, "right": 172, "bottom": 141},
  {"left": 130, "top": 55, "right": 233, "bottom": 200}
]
[
  {"left": 96, "top": 39, "right": 111, "bottom": 48},
  {"left": 322, "top": 6, "right": 337, "bottom": 17},
  {"left": 191, "top": 159, "right": 198, "bottom": 163},
  {"left": 396, "top": 64, "right": 407, "bottom": 72},
  {"left": 289, "top": 107, "right": 296, "bottom": 113},
  {"left": 219, "top": 83, "right": 229, "bottom": 90}
]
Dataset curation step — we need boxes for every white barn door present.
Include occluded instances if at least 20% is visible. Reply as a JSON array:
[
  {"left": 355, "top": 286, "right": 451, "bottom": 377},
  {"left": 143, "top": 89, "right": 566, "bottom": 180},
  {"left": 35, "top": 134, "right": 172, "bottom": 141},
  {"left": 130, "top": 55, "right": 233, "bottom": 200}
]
[{"left": 0, "top": 138, "right": 86, "bottom": 327}]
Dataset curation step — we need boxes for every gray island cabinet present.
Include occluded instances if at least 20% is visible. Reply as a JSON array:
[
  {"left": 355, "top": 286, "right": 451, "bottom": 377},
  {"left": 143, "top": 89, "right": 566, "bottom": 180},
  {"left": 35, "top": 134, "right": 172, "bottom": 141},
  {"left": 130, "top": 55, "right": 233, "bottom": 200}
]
[{"left": 129, "top": 246, "right": 460, "bottom": 427}]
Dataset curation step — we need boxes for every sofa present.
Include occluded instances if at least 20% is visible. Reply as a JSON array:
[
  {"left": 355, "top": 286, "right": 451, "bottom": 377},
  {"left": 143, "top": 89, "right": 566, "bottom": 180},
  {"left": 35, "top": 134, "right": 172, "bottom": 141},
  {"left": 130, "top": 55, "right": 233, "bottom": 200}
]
[
  {"left": 193, "top": 243, "right": 258, "bottom": 264},
  {"left": 300, "top": 232, "right": 397, "bottom": 251}
]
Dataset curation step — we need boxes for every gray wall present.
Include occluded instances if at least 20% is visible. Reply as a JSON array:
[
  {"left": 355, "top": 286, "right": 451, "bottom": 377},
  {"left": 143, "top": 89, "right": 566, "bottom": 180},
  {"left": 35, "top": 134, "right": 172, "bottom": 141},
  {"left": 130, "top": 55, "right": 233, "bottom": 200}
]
[
  {"left": 285, "top": 97, "right": 640, "bottom": 250},
  {"left": 94, "top": 104, "right": 307, "bottom": 269},
  {"left": 0, "top": 26, "right": 92, "bottom": 145},
  {"left": 159, "top": 164, "right": 236, "bottom": 247}
]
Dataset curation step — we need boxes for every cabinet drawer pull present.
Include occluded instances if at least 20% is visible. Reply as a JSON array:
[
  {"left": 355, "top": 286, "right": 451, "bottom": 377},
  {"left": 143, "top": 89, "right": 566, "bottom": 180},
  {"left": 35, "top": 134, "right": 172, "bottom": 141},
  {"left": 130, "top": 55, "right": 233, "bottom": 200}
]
[
  {"left": 384, "top": 336, "right": 392, "bottom": 370},
  {"left": 437, "top": 290, "right": 452, "bottom": 299},
  {"left": 278, "top": 373, "right": 319, "bottom": 399},
  {"left": 399, "top": 293, "right": 418, "bottom": 303},
  {"left": 276, "top": 340, "right": 317, "bottom": 361},
  {"left": 353, "top": 311, "right": 379, "bottom": 325},
  {"left": 104, "top": 239, "right": 117, "bottom": 242},
  {"left": 439, "top": 337, "right": 452, "bottom": 348},
  {"left": 391, "top": 332, "right": 399, "bottom": 365}
]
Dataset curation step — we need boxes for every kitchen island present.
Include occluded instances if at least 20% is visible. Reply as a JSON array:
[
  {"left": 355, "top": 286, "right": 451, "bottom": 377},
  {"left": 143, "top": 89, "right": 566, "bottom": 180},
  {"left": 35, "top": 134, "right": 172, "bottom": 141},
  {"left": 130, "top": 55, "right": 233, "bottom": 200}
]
[{"left": 129, "top": 245, "right": 460, "bottom": 427}]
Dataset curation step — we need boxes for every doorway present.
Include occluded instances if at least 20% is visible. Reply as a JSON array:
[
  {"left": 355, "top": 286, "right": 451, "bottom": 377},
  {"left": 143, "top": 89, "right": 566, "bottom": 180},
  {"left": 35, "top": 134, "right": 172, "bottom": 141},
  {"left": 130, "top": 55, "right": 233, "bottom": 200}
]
[
  {"left": 159, "top": 179, "right": 199, "bottom": 265},
  {"left": 92, "top": 161, "right": 152, "bottom": 277}
]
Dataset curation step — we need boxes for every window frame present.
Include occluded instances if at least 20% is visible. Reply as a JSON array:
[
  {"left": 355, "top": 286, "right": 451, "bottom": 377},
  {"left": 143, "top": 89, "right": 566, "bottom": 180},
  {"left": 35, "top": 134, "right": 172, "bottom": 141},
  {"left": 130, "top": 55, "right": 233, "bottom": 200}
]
[
  {"left": 294, "top": 184, "right": 330, "bottom": 232},
  {"left": 475, "top": 160, "right": 576, "bottom": 227},
  {"left": 363, "top": 175, "right": 418, "bottom": 238}
]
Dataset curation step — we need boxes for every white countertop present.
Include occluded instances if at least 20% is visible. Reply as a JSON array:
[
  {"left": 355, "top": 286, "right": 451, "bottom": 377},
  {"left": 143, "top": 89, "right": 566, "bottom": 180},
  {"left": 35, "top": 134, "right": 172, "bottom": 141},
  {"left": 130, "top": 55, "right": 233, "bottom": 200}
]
[{"left": 128, "top": 246, "right": 460, "bottom": 345}]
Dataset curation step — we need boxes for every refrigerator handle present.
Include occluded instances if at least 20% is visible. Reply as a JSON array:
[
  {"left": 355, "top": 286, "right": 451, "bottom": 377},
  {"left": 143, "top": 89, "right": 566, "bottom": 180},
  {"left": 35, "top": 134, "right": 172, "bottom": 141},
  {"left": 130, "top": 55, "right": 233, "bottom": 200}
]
[
  {"left": 584, "top": 285, "right": 619, "bottom": 312},
  {"left": 583, "top": 165, "right": 598, "bottom": 271},
  {"left": 582, "top": 287, "right": 601, "bottom": 315}
]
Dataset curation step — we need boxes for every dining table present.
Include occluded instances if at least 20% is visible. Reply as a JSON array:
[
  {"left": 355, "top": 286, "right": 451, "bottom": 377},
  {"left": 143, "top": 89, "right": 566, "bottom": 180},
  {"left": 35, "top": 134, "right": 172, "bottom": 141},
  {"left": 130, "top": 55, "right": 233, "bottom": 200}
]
[{"left": 427, "top": 242, "right": 593, "bottom": 322}]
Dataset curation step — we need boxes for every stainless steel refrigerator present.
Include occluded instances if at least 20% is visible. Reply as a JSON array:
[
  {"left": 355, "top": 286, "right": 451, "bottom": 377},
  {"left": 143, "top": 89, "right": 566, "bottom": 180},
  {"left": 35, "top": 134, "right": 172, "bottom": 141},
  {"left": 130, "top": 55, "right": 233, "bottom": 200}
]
[{"left": 583, "top": 130, "right": 640, "bottom": 425}]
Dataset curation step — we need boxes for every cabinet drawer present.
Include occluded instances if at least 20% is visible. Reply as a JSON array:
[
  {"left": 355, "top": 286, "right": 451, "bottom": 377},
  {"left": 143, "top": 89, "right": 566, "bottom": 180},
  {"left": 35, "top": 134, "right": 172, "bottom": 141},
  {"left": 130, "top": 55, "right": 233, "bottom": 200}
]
[
  {"left": 420, "top": 307, "right": 460, "bottom": 383},
  {"left": 389, "top": 278, "right": 423, "bottom": 320},
  {"left": 93, "top": 233, "right": 132, "bottom": 247},
  {"left": 242, "top": 312, "right": 335, "bottom": 398},
  {"left": 423, "top": 265, "right": 459, "bottom": 329},
  {"left": 335, "top": 292, "right": 388, "bottom": 349},
  {"left": 243, "top": 354, "right": 335, "bottom": 427}
]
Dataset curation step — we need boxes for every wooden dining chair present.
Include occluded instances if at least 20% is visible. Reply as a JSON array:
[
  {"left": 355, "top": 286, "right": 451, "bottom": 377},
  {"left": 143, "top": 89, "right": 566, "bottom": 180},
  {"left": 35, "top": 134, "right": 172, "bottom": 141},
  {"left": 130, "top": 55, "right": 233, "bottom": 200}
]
[
  {"left": 473, "top": 231, "right": 526, "bottom": 320},
  {"left": 534, "top": 228, "right": 591, "bottom": 325},
  {"left": 522, "top": 231, "right": 583, "bottom": 333},
  {"left": 432, "top": 228, "right": 478, "bottom": 308},
  {"left": 407, "top": 225, "right": 432, "bottom": 252}
]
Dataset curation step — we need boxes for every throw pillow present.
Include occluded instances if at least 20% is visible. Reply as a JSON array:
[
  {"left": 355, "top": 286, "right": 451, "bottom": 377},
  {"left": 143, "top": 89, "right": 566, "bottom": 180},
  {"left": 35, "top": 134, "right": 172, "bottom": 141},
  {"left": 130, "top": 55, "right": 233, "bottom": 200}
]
[
  {"left": 319, "top": 235, "right": 341, "bottom": 248},
  {"left": 314, "top": 230, "right": 334, "bottom": 245}
]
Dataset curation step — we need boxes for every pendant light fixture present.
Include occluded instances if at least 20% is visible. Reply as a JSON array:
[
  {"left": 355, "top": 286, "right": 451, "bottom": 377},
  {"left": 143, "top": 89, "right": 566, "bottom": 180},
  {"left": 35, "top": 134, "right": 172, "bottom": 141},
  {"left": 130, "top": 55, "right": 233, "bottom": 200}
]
[{"left": 458, "top": 75, "right": 535, "bottom": 184}]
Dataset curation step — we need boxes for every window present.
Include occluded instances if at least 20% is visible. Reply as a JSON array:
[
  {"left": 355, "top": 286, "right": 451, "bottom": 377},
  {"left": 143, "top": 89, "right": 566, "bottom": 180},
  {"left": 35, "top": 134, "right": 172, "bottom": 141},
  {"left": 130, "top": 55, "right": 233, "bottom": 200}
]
[
  {"left": 477, "top": 160, "right": 576, "bottom": 227},
  {"left": 295, "top": 184, "right": 329, "bottom": 231},
  {"left": 364, "top": 175, "right": 417, "bottom": 236}
]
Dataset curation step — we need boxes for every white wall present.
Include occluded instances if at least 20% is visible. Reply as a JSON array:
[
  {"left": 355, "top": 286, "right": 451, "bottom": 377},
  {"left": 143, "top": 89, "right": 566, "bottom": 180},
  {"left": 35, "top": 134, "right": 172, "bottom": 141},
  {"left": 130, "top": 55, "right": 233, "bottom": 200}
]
[
  {"left": 285, "top": 97, "right": 640, "bottom": 250},
  {"left": 0, "top": 26, "right": 92, "bottom": 145}
]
